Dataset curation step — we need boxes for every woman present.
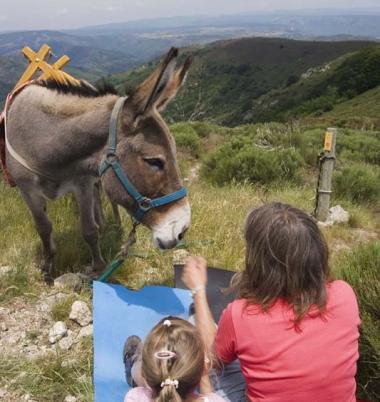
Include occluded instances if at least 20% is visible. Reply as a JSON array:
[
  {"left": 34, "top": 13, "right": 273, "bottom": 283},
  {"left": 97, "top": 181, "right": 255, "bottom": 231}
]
[{"left": 182, "top": 202, "right": 360, "bottom": 402}]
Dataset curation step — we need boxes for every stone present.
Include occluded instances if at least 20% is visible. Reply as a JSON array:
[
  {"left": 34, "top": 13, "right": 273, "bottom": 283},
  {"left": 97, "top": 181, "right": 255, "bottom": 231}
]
[
  {"left": 318, "top": 205, "right": 350, "bottom": 227},
  {"left": 61, "top": 359, "right": 77, "bottom": 368},
  {"left": 49, "top": 321, "right": 67, "bottom": 344},
  {"left": 69, "top": 301, "right": 92, "bottom": 327},
  {"left": 78, "top": 324, "right": 93, "bottom": 338},
  {"left": 328, "top": 205, "right": 350, "bottom": 224},
  {"left": 0, "top": 322, "right": 8, "bottom": 332},
  {"left": 64, "top": 396, "right": 77, "bottom": 402},
  {"left": 54, "top": 273, "right": 83, "bottom": 292},
  {"left": 172, "top": 249, "right": 189, "bottom": 265},
  {"left": 58, "top": 330, "right": 75, "bottom": 350},
  {"left": 352, "top": 229, "right": 378, "bottom": 243},
  {"left": 0, "top": 265, "right": 12, "bottom": 277}
]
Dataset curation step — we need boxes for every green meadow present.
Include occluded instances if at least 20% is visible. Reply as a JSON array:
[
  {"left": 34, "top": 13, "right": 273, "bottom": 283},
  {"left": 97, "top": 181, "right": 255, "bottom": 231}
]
[{"left": 0, "top": 121, "right": 379, "bottom": 401}]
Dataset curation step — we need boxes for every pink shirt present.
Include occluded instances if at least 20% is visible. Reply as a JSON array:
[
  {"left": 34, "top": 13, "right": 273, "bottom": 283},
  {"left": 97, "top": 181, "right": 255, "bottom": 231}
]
[
  {"left": 215, "top": 280, "right": 360, "bottom": 402},
  {"left": 124, "top": 387, "right": 226, "bottom": 402}
]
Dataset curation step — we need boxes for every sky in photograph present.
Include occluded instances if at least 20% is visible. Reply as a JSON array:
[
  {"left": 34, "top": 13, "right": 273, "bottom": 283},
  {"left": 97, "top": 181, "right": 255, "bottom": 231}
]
[{"left": 0, "top": 0, "right": 379, "bottom": 31}]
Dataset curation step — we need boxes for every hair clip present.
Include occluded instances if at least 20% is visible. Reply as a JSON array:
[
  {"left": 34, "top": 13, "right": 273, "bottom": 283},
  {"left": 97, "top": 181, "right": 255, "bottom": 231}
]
[
  {"left": 163, "top": 319, "right": 171, "bottom": 327},
  {"left": 161, "top": 378, "right": 179, "bottom": 389},
  {"left": 154, "top": 350, "right": 177, "bottom": 360}
]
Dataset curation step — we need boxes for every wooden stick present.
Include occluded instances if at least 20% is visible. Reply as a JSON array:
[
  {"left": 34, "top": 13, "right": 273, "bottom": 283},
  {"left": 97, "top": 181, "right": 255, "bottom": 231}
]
[{"left": 315, "top": 128, "right": 337, "bottom": 222}]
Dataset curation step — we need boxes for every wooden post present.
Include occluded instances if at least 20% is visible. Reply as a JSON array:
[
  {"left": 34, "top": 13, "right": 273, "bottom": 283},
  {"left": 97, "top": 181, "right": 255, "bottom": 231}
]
[{"left": 315, "top": 128, "right": 337, "bottom": 221}]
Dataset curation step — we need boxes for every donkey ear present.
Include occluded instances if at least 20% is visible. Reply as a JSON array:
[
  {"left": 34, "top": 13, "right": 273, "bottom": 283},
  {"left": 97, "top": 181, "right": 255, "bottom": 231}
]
[
  {"left": 128, "top": 47, "right": 179, "bottom": 119},
  {"left": 156, "top": 56, "right": 193, "bottom": 111}
]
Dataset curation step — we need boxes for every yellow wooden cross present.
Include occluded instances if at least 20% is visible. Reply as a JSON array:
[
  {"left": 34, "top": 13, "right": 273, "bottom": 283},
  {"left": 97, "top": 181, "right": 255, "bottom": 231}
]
[{"left": 15, "top": 44, "right": 81, "bottom": 89}]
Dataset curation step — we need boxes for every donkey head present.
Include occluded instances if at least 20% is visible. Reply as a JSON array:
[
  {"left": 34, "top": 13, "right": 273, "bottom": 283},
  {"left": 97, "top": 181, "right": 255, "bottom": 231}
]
[{"left": 102, "top": 48, "right": 192, "bottom": 249}]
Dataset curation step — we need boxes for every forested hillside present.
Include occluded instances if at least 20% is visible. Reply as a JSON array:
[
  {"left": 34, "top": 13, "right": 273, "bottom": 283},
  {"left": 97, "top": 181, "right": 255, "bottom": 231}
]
[{"left": 108, "top": 37, "right": 374, "bottom": 125}]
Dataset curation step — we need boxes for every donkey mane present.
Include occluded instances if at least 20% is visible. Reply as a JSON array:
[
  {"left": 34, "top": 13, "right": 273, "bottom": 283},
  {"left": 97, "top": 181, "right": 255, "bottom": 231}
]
[{"left": 35, "top": 79, "right": 118, "bottom": 98}]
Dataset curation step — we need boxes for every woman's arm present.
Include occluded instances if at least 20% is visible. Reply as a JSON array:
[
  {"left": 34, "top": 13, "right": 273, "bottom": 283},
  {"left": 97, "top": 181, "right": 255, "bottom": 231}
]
[{"left": 182, "top": 256, "right": 217, "bottom": 351}]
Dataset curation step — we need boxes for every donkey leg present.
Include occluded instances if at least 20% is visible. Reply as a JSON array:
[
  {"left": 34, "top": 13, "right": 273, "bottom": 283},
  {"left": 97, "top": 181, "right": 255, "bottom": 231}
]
[
  {"left": 74, "top": 184, "right": 106, "bottom": 273},
  {"left": 111, "top": 201, "right": 122, "bottom": 227},
  {"left": 21, "top": 190, "right": 56, "bottom": 284},
  {"left": 93, "top": 182, "right": 105, "bottom": 232}
]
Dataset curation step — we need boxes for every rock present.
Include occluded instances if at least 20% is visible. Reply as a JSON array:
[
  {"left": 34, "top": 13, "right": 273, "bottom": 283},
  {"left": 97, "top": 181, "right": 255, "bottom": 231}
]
[
  {"left": 54, "top": 273, "right": 84, "bottom": 291},
  {"left": 78, "top": 324, "right": 93, "bottom": 338},
  {"left": 0, "top": 265, "right": 12, "bottom": 277},
  {"left": 0, "top": 388, "right": 7, "bottom": 398},
  {"left": 61, "top": 359, "right": 77, "bottom": 368},
  {"left": 69, "top": 301, "right": 92, "bottom": 327},
  {"left": 0, "top": 322, "right": 8, "bottom": 331},
  {"left": 352, "top": 229, "right": 378, "bottom": 243},
  {"left": 58, "top": 330, "right": 75, "bottom": 350},
  {"left": 64, "top": 396, "right": 77, "bottom": 402},
  {"left": 172, "top": 249, "right": 189, "bottom": 265},
  {"left": 318, "top": 205, "right": 350, "bottom": 227},
  {"left": 329, "top": 205, "right": 350, "bottom": 224},
  {"left": 49, "top": 321, "right": 67, "bottom": 344}
]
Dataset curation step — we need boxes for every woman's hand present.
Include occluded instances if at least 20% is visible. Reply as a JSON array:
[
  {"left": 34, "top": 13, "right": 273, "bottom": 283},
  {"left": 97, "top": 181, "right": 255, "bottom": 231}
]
[{"left": 182, "top": 256, "right": 208, "bottom": 290}]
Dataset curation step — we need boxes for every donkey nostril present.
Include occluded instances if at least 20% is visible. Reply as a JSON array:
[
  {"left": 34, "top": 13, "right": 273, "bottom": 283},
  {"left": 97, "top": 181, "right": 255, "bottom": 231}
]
[{"left": 178, "top": 227, "right": 188, "bottom": 241}]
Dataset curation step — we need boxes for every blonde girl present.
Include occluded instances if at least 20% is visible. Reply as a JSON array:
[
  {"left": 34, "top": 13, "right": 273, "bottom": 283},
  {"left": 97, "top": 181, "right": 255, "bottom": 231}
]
[{"left": 124, "top": 316, "right": 226, "bottom": 402}]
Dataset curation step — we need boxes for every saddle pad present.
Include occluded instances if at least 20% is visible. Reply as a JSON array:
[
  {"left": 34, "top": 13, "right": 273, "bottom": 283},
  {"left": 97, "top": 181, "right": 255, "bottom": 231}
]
[
  {"left": 93, "top": 281, "right": 192, "bottom": 402},
  {"left": 174, "top": 265, "right": 236, "bottom": 322}
]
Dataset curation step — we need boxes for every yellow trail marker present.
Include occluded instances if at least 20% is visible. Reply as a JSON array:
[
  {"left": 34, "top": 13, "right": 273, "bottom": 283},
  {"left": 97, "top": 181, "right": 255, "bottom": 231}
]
[{"left": 324, "top": 130, "right": 333, "bottom": 152}]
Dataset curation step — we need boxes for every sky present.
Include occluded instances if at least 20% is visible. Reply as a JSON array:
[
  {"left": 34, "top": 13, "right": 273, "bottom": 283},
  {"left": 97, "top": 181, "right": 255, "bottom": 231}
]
[{"left": 0, "top": 0, "right": 379, "bottom": 31}]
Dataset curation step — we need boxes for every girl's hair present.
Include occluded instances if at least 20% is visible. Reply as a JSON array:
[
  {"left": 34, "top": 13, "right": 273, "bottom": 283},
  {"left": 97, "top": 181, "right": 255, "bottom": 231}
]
[
  {"left": 141, "top": 316, "right": 205, "bottom": 402},
  {"left": 232, "top": 202, "right": 330, "bottom": 327}
]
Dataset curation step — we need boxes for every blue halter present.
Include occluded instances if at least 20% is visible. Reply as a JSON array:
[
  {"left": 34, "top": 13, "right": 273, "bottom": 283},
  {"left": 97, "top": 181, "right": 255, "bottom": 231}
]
[{"left": 98, "top": 97, "right": 188, "bottom": 222}]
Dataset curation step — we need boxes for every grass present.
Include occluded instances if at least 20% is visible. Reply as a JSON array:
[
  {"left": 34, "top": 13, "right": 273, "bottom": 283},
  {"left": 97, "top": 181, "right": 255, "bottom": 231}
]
[
  {"left": 50, "top": 295, "right": 77, "bottom": 322},
  {"left": 0, "top": 129, "right": 379, "bottom": 400},
  {"left": 337, "top": 242, "right": 380, "bottom": 402},
  {"left": 0, "top": 338, "right": 93, "bottom": 401}
]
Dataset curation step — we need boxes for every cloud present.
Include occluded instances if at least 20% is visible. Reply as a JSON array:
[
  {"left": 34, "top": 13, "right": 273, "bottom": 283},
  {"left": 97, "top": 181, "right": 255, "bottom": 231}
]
[
  {"left": 56, "top": 8, "right": 69, "bottom": 15},
  {"left": 0, "top": 15, "right": 8, "bottom": 21}
]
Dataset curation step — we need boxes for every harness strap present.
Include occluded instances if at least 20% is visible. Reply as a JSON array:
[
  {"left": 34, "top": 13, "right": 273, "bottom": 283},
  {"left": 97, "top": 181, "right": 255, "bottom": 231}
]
[{"left": 99, "top": 96, "right": 188, "bottom": 222}]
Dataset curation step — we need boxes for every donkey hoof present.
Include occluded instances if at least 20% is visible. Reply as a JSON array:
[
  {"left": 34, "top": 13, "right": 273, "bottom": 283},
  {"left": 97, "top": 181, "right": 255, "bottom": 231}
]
[
  {"left": 43, "top": 272, "right": 54, "bottom": 286},
  {"left": 93, "top": 260, "right": 106, "bottom": 274}
]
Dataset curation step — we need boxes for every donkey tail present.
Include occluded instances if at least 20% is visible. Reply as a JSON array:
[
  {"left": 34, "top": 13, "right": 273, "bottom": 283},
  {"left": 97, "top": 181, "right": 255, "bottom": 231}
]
[{"left": 0, "top": 112, "right": 16, "bottom": 187}]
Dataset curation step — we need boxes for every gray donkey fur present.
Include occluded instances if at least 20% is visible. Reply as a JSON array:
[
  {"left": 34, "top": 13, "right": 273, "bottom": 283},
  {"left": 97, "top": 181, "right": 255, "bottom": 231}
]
[{"left": 5, "top": 48, "right": 192, "bottom": 283}]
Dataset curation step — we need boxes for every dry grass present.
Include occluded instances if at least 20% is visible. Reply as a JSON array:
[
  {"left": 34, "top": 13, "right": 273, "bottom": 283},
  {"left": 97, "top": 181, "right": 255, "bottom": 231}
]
[{"left": 0, "top": 172, "right": 378, "bottom": 401}]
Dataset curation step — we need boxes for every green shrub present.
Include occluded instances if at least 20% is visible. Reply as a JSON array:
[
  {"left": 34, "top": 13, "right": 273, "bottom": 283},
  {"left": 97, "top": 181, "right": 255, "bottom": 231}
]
[
  {"left": 334, "top": 163, "right": 380, "bottom": 204},
  {"left": 336, "top": 242, "right": 380, "bottom": 402},
  {"left": 170, "top": 123, "right": 201, "bottom": 156},
  {"left": 190, "top": 121, "right": 230, "bottom": 138},
  {"left": 338, "top": 131, "right": 380, "bottom": 166},
  {"left": 201, "top": 137, "right": 304, "bottom": 186}
]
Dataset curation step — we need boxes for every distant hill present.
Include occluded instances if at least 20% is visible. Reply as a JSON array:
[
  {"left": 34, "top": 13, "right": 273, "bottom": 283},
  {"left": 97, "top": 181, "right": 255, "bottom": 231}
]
[
  {"left": 69, "top": 12, "right": 380, "bottom": 40},
  {"left": 249, "top": 45, "right": 380, "bottom": 124},
  {"left": 0, "top": 30, "right": 141, "bottom": 106},
  {"left": 109, "top": 37, "right": 374, "bottom": 125},
  {"left": 311, "top": 85, "right": 380, "bottom": 129}
]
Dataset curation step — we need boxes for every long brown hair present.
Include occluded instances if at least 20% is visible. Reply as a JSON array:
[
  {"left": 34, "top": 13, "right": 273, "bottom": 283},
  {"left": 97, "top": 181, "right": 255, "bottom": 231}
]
[
  {"left": 233, "top": 202, "right": 330, "bottom": 327},
  {"left": 141, "top": 316, "right": 205, "bottom": 402}
]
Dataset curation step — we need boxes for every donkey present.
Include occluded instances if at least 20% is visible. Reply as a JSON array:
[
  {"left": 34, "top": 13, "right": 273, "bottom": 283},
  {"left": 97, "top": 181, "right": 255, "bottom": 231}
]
[{"left": 4, "top": 48, "right": 191, "bottom": 282}]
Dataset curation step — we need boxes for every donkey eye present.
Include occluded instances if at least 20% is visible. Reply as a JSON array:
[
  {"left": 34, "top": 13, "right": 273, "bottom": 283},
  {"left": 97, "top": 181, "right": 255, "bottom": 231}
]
[{"left": 144, "top": 158, "right": 165, "bottom": 170}]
